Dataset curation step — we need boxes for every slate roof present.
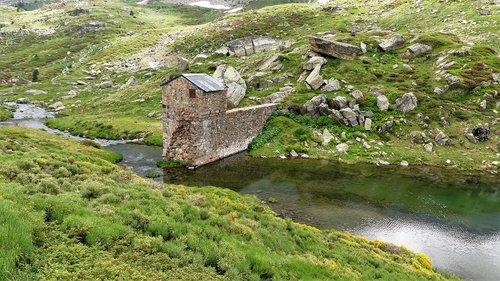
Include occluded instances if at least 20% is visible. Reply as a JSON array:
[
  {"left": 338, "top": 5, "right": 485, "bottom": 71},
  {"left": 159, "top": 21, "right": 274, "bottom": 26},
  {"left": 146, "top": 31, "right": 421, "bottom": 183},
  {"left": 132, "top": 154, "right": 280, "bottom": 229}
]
[{"left": 161, "top": 73, "right": 225, "bottom": 92}]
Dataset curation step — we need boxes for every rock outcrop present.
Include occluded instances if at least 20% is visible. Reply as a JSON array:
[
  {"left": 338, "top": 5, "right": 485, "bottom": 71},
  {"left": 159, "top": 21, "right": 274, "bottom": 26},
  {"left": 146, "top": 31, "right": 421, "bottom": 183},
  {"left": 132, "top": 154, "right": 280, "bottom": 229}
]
[
  {"left": 309, "top": 36, "right": 363, "bottom": 60},
  {"left": 213, "top": 64, "right": 247, "bottom": 107},
  {"left": 395, "top": 92, "right": 418, "bottom": 113},
  {"left": 379, "top": 35, "right": 405, "bottom": 51},
  {"left": 404, "top": 43, "right": 432, "bottom": 57},
  {"left": 216, "top": 37, "right": 286, "bottom": 57}
]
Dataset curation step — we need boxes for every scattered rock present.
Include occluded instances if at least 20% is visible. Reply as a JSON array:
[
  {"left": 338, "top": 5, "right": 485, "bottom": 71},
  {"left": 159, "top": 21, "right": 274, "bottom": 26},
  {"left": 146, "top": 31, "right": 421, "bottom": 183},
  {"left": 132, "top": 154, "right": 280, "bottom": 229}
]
[
  {"left": 479, "top": 99, "right": 487, "bottom": 110},
  {"left": 379, "top": 35, "right": 405, "bottom": 51},
  {"left": 322, "top": 79, "right": 341, "bottom": 92},
  {"left": 424, "top": 143, "right": 433, "bottom": 153},
  {"left": 377, "top": 160, "right": 390, "bottom": 166},
  {"left": 409, "top": 131, "right": 426, "bottom": 144},
  {"left": 395, "top": 92, "right": 418, "bottom": 113},
  {"left": 478, "top": 7, "right": 491, "bottom": 16},
  {"left": 69, "top": 8, "right": 91, "bottom": 16},
  {"left": 177, "top": 57, "right": 189, "bottom": 72},
  {"left": 336, "top": 143, "right": 349, "bottom": 153},
  {"left": 258, "top": 53, "right": 285, "bottom": 71},
  {"left": 216, "top": 36, "right": 285, "bottom": 57},
  {"left": 213, "top": 64, "right": 247, "bottom": 107},
  {"left": 264, "top": 86, "right": 293, "bottom": 103},
  {"left": 303, "top": 56, "right": 327, "bottom": 71},
  {"left": 121, "top": 76, "right": 137, "bottom": 89},
  {"left": 305, "top": 65, "right": 325, "bottom": 90},
  {"left": 194, "top": 54, "right": 208, "bottom": 61},
  {"left": 350, "top": 90, "right": 364, "bottom": 100},
  {"left": 400, "top": 161, "right": 409, "bottom": 167},
  {"left": 290, "top": 150, "right": 299, "bottom": 158},
  {"left": 472, "top": 125, "right": 490, "bottom": 142},
  {"left": 49, "top": 102, "right": 65, "bottom": 111},
  {"left": 322, "top": 128, "right": 333, "bottom": 146},
  {"left": 376, "top": 95, "right": 389, "bottom": 111},
  {"left": 405, "top": 43, "right": 432, "bottom": 57},
  {"left": 16, "top": 98, "right": 28, "bottom": 104},
  {"left": 97, "top": 81, "right": 113, "bottom": 89},
  {"left": 300, "top": 153, "right": 310, "bottom": 159},
  {"left": 25, "top": 89, "right": 47, "bottom": 96},
  {"left": 301, "top": 94, "right": 327, "bottom": 117},
  {"left": 329, "top": 96, "right": 348, "bottom": 110},
  {"left": 364, "top": 118, "right": 372, "bottom": 131},
  {"left": 309, "top": 36, "right": 363, "bottom": 60},
  {"left": 434, "top": 130, "right": 450, "bottom": 146}
]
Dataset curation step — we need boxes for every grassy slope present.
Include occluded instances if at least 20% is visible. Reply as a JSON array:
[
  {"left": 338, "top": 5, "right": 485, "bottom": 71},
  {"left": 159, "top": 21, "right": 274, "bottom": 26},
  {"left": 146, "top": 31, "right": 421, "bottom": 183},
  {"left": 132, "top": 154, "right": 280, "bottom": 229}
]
[
  {"left": 0, "top": 105, "right": 13, "bottom": 121},
  {"left": 0, "top": 126, "right": 459, "bottom": 280},
  {"left": 0, "top": 0, "right": 498, "bottom": 169}
]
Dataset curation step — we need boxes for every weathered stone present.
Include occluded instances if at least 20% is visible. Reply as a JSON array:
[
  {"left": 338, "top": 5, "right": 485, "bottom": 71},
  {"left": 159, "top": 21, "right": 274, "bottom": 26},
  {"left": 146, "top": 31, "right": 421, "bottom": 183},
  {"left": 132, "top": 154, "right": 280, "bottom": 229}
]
[
  {"left": 329, "top": 96, "right": 348, "bottom": 110},
  {"left": 322, "top": 128, "right": 333, "bottom": 146},
  {"left": 318, "top": 103, "right": 333, "bottom": 116},
  {"left": 434, "top": 130, "right": 449, "bottom": 146},
  {"left": 350, "top": 90, "right": 364, "bottom": 100},
  {"left": 121, "top": 76, "right": 137, "bottom": 89},
  {"left": 97, "top": 81, "right": 113, "bottom": 89},
  {"left": 66, "top": 89, "right": 77, "bottom": 98},
  {"left": 303, "top": 56, "right": 327, "bottom": 71},
  {"left": 322, "top": 79, "right": 341, "bottom": 92},
  {"left": 364, "top": 118, "right": 372, "bottom": 131},
  {"left": 301, "top": 95, "right": 327, "bottom": 117},
  {"left": 305, "top": 65, "right": 325, "bottom": 90},
  {"left": 479, "top": 100, "right": 487, "bottom": 110},
  {"left": 377, "top": 160, "right": 390, "bottom": 166},
  {"left": 395, "top": 92, "right": 418, "bottom": 113},
  {"left": 194, "top": 54, "right": 208, "bottom": 61},
  {"left": 264, "top": 86, "right": 293, "bottom": 103},
  {"left": 478, "top": 8, "right": 491, "bottom": 16},
  {"left": 258, "top": 53, "right": 285, "bottom": 71},
  {"left": 409, "top": 131, "right": 426, "bottom": 144},
  {"left": 424, "top": 143, "right": 433, "bottom": 153},
  {"left": 177, "top": 57, "right": 189, "bottom": 72},
  {"left": 309, "top": 36, "right": 363, "bottom": 60},
  {"left": 376, "top": 95, "right": 389, "bottom": 111},
  {"left": 49, "top": 102, "right": 64, "bottom": 110},
  {"left": 379, "top": 35, "right": 405, "bottom": 51},
  {"left": 25, "top": 89, "right": 47, "bottom": 96},
  {"left": 400, "top": 161, "right": 409, "bottom": 167},
  {"left": 216, "top": 36, "right": 283, "bottom": 57},
  {"left": 16, "top": 98, "right": 28, "bottom": 104},
  {"left": 213, "top": 64, "right": 247, "bottom": 107},
  {"left": 69, "top": 8, "right": 91, "bottom": 16},
  {"left": 405, "top": 43, "right": 432, "bottom": 57},
  {"left": 336, "top": 143, "right": 349, "bottom": 153},
  {"left": 290, "top": 150, "right": 299, "bottom": 158}
]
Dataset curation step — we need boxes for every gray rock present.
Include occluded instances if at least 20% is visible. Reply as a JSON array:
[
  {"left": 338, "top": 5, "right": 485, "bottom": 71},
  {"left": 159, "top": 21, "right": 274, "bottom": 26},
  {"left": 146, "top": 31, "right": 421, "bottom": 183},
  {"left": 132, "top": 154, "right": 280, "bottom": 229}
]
[
  {"left": 377, "top": 95, "right": 389, "bottom": 111},
  {"left": 49, "top": 102, "right": 64, "bottom": 110},
  {"left": 409, "top": 131, "right": 426, "bottom": 144},
  {"left": 364, "top": 118, "right": 372, "bottom": 131},
  {"left": 213, "top": 64, "right": 247, "bottom": 107},
  {"left": 329, "top": 96, "right": 348, "bottom": 110},
  {"left": 492, "top": 73, "right": 499, "bottom": 83},
  {"left": 322, "top": 128, "right": 333, "bottom": 146},
  {"left": 258, "top": 53, "right": 285, "bottom": 71},
  {"left": 305, "top": 65, "right": 325, "bottom": 90},
  {"left": 121, "top": 76, "right": 137, "bottom": 89},
  {"left": 97, "top": 81, "right": 113, "bottom": 89},
  {"left": 303, "top": 56, "right": 327, "bottom": 71},
  {"left": 350, "top": 90, "right": 364, "bottom": 100},
  {"left": 424, "top": 143, "right": 433, "bottom": 153},
  {"left": 400, "top": 161, "right": 409, "bottom": 167},
  {"left": 264, "top": 86, "right": 293, "bottom": 103},
  {"left": 16, "top": 98, "right": 29, "bottom": 104},
  {"left": 309, "top": 36, "right": 363, "bottom": 60},
  {"left": 472, "top": 125, "right": 490, "bottom": 142},
  {"left": 405, "top": 43, "right": 432, "bottom": 57},
  {"left": 336, "top": 143, "right": 349, "bottom": 153},
  {"left": 480, "top": 100, "right": 487, "bottom": 110},
  {"left": 395, "top": 92, "right": 418, "bottom": 113},
  {"left": 177, "top": 57, "right": 189, "bottom": 72},
  {"left": 318, "top": 103, "right": 333, "bottom": 116},
  {"left": 434, "top": 130, "right": 450, "bottom": 146},
  {"left": 301, "top": 94, "right": 327, "bottom": 117},
  {"left": 379, "top": 35, "right": 405, "bottom": 51},
  {"left": 216, "top": 36, "right": 283, "bottom": 57},
  {"left": 322, "top": 79, "right": 341, "bottom": 92},
  {"left": 194, "top": 54, "right": 208, "bottom": 61},
  {"left": 25, "top": 89, "right": 47, "bottom": 96},
  {"left": 290, "top": 150, "right": 299, "bottom": 158}
]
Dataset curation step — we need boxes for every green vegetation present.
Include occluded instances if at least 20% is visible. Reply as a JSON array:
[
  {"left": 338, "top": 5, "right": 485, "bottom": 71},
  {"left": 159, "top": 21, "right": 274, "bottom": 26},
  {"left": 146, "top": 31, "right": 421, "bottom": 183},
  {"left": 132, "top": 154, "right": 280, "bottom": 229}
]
[
  {"left": 0, "top": 105, "right": 13, "bottom": 121},
  {"left": 0, "top": 126, "right": 460, "bottom": 280},
  {"left": 156, "top": 159, "right": 184, "bottom": 169}
]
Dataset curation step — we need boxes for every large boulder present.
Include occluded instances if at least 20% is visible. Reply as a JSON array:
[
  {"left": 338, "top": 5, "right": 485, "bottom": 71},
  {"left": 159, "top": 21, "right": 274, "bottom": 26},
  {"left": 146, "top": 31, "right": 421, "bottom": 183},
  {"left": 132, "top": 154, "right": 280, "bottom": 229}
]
[
  {"left": 379, "top": 35, "right": 405, "bottom": 51},
  {"left": 301, "top": 94, "right": 327, "bottom": 117},
  {"left": 215, "top": 36, "right": 284, "bottom": 57},
  {"left": 376, "top": 95, "right": 389, "bottom": 111},
  {"left": 97, "top": 81, "right": 113, "bottom": 89},
  {"left": 329, "top": 96, "right": 348, "bottom": 110},
  {"left": 395, "top": 92, "right": 418, "bottom": 113},
  {"left": 25, "top": 89, "right": 47, "bottom": 96},
  {"left": 213, "top": 64, "right": 247, "bottom": 107},
  {"left": 309, "top": 36, "right": 363, "bottom": 60},
  {"left": 405, "top": 43, "right": 432, "bottom": 57},
  {"left": 257, "top": 53, "right": 285, "bottom": 71},
  {"left": 305, "top": 65, "right": 325, "bottom": 90}
]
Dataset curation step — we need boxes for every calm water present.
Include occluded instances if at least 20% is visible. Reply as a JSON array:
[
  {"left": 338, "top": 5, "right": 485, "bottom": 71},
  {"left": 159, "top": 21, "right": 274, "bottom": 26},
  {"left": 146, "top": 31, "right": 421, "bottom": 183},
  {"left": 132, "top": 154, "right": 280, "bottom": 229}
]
[{"left": 3, "top": 103, "right": 500, "bottom": 280}]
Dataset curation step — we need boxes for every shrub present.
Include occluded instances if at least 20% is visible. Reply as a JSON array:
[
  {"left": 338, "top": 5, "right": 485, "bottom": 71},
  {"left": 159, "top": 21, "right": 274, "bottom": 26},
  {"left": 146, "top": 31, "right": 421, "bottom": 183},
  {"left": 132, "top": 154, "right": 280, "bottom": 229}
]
[{"left": 156, "top": 159, "right": 184, "bottom": 169}]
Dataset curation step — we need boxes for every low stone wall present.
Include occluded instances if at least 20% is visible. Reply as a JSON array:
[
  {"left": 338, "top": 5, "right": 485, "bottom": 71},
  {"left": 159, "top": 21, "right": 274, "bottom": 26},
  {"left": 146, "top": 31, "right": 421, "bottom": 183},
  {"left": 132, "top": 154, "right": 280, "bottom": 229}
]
[{"left": 191, "top": 103, "right": 277, "bottom": 166}]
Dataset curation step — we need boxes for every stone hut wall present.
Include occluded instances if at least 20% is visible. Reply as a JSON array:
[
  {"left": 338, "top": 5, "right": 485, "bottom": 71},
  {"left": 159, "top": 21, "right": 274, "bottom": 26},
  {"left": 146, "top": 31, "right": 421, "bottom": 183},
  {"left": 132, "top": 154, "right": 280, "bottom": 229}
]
[{"left": 162, "top": 76, "right": 277, "bottom": 167}]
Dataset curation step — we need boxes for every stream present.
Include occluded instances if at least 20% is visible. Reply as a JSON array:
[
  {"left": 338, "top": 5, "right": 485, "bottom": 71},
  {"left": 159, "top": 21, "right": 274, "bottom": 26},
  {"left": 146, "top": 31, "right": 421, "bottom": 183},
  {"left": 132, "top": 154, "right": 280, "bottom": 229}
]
[{"left": 1, "top": 103, "right": 499, "bottom": 281}]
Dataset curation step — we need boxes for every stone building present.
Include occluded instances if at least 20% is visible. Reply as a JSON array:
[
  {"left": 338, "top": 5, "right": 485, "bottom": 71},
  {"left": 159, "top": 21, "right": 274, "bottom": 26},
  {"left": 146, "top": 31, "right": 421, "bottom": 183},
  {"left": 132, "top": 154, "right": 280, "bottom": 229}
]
[{"left": 161, "top": 73, "right": 277, "bottom": 167}]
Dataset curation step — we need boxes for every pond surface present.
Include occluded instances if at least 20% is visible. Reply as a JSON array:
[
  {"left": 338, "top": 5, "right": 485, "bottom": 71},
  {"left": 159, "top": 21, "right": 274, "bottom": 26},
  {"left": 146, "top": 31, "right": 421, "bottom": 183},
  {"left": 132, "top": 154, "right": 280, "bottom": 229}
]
[{"left": 2, "top": 103, "right": 499, "bottom": 280}]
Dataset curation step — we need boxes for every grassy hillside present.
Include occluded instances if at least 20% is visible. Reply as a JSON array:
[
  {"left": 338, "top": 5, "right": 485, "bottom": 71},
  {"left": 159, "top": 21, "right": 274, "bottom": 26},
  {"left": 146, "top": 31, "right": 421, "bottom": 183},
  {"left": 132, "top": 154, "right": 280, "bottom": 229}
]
[
  {"left": 0, "top": 0, "right": 498, "bottom": 170},
  {"left": 0, "top": 127, "right": 460, "bottom": 280}
]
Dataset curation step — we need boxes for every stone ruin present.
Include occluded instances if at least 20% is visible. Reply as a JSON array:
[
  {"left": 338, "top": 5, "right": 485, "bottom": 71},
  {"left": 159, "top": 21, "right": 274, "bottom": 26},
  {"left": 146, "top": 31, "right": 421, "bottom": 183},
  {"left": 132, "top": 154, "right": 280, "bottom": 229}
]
[{"left": 161, "top": 73, "right": 277, "bottom": 167}]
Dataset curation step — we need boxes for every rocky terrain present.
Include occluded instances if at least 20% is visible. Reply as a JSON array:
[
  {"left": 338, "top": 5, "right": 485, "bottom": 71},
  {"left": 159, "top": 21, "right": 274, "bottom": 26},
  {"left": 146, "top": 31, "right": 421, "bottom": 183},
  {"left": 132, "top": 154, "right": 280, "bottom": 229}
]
[{"left": 0, "top": 0, "right": 498, "bottom": 172}]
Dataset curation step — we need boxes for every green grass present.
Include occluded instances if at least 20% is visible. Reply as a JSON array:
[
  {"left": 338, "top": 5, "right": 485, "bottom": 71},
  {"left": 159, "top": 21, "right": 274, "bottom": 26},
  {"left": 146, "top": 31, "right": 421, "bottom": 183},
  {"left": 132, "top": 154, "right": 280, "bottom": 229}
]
[
  {"left": 0, "top": 105, "right": 13, "bottom": 121},
  {"left": 0, "top": 126, "right": 461, "bottom": 280}
]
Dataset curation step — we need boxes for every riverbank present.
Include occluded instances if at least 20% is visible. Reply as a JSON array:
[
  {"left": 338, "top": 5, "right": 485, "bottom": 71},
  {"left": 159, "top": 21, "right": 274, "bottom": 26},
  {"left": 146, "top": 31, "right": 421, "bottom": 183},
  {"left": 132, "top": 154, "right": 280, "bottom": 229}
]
[{"left": 0, "top": 126, "right": 460, "bottom": 280}]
